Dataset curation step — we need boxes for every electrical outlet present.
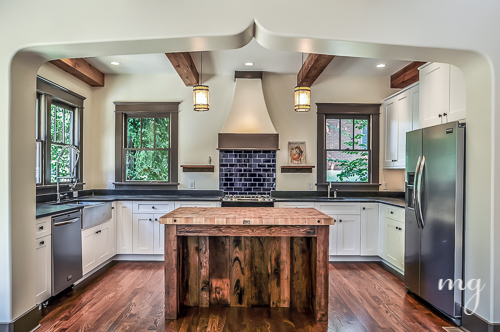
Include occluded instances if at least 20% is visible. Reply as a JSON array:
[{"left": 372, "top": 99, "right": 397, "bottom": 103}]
[
  {"left": 308, "top": 182, "right": 313, "bottom": 190},
  {"left": 73, "top": 191, "right": 79, "bottom": 198},
  {"left": 108, "top": 181, "right": 115, "bottom": 189},
  {"left": 382, "top": 182, "right": 388, "bottom": 190},
  {"left": 189, "top": 180, "right": 195, "bottom": 189}
]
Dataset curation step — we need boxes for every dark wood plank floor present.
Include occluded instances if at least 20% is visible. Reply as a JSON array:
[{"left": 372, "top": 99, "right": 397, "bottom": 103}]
[{"left": 38, "top": 261, "right": 455, "bottom": 331}]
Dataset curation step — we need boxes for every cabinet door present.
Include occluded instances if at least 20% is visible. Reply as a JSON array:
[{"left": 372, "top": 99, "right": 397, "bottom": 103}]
[
  {"left": 384, "top": 218, "right": 405, "bottom": 270},
  {"left": 327, "top": 214, "right": 337, "bottom": 256},
  {"left": 448, "top": 64, "right": 466, "bottom": 122},
  {"left": 133, "top": 214, "right": 155, "bottom": 254},
  {"left": 35, "top": 235, "right": 51, "bottom": 304},
  {"left": 82, "top": 227, "right": 98, "bottom": 275},
  {"left": 116, "top": 201, "right": 133, "bottom": 254},
  {"left": 410, "top": 85, "right": 420, "bottom": 130},
  {"left": 153, "top": 214, "right": 165, "bottom": 255},
  {"left": 360, "top": 203, "right": 379, "bottom": 256},
  {"left": 394, "top": 91, "right": 412, "bottom": 169},
  {"left": 96, "top": 221, "right": 112, "bottom": 263},
  {"left": 336, "top": 214, "right": 361, "bottom": 255},
  {"left": 419, "top": 62, "right": 450, "bottom": 128},
  {"left": 383, "top": 99, "right": 398, "bottom": 168}
]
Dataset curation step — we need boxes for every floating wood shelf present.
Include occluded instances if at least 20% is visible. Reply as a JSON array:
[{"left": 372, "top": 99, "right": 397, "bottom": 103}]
[
  {"left": 281, "top": 165, "right": 315, "bottom": 173},
  {"left": 181, "top": 165, "right": 215, "bottom": 172}
]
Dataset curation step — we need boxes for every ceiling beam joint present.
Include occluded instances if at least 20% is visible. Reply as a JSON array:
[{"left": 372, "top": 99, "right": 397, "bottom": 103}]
[
  {"left": 165, "top": 52, "right": 199, "bottom": 86},
  {"left": 297, "top": 54, "right": 335, "bottom": 87}
]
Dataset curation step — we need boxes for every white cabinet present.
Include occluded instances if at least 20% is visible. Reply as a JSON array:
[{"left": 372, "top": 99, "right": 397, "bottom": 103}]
[
  {"left": 419, "top": 62, "right": 466, "bottom": 128},
  {"left": 379, "top": 204, "right": 405, "bottom": 271},
  {"left": 275, "top": 202, "right": 315, "bottom": 208},
  {"left": 82, "top": 219, "right": 115, "bottom": 275},
  {"left": 382, "top": 83, "right": 418, "bottom": 169},
  {"left": 314, "top": 203, "right": 363, "bottom": 256},
  {"left": 360, "top": 203, "right": 379, "bottom": 256},
  {"left": 116, "top": 201, "right": 133, "bottom": 254},
  {"left": 35, "top": 234, "right": 51, "bottom": 304}
]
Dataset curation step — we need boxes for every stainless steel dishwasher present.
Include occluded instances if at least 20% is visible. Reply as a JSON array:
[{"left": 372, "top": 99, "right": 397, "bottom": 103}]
[{"left": 52, "top": 211, "right": 83, "bottom": 296}]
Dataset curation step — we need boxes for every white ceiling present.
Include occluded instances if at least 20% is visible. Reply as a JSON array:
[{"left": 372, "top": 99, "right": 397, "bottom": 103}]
[{"left": 85, "top": 39, "right": 411, "bottom": 77}]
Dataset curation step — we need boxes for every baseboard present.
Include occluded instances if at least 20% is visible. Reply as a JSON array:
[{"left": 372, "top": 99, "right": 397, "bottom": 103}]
[
  {"left": 0, "top": 305, "right": 40, "bottom": 332},
  {"left": 329, "top": 255, "right": 382, "bottom": 262},
  {"left": 380, "top": 260, "right": 404, "bottom": 276},
  {"left": 75, "top": 258, "right": 118, "bottom": 287},
  {"left": 462, "top": 311, "right": 500, "bottom": 332},
  {"left": 113, "top": 254, "right": 164, "bottom": 261}
]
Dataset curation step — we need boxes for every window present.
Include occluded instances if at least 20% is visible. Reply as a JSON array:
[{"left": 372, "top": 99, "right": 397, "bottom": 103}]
[
  {"left": 317, "top": 103, "right": 380, "bottom": 189},
  {"left": 326, "top": 117, "right": 369, "bottom": 182},
  {"left": 115, "top": 102, "right": 179, "bottom": 188},
  {"left": 36, "top": 76, "right": 85, "bottom": 188}
]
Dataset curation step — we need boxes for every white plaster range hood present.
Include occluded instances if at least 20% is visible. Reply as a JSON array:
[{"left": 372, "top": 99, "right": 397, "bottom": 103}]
[{"left": 218, "top": 72, "right": 279, "bottom": 150}]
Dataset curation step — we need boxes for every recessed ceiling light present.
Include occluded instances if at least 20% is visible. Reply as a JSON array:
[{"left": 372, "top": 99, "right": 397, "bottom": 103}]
[
  {"left": 110, "top": 61, "right": 120, "bottom": 66},
  {"left": 377, "top": 63, "right": 386, "bottom": 68},
  {"left": 245, "top": 62, "right": 254, "bottom": 66}
]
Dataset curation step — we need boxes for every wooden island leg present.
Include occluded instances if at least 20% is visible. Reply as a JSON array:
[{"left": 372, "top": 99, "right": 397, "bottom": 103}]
[
  {"left": 312, "top": 225, "right": 329, "bottom": 321},
  {"left": 165, "top": 225, "right": 178, "bottom": 319}
]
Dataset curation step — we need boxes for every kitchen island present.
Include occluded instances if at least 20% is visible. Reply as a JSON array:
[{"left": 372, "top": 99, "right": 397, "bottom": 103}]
[{"left": 159, "top": 207, "right": 334, "bottom": 321}]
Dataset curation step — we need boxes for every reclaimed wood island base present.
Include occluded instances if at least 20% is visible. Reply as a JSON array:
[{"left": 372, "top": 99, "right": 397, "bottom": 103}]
[{"left": 159, "top": 207, "right": 334, "bottom": 321}]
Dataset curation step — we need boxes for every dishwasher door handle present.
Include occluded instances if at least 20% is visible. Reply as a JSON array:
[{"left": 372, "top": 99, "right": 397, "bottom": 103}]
[{"left": 53, "top": 218, "right": 80, "bottom": 227}]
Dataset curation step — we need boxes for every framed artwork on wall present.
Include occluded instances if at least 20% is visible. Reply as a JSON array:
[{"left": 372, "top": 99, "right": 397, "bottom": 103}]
[{"left": 288, "top": 141, "right": 306, "bottom": 165}]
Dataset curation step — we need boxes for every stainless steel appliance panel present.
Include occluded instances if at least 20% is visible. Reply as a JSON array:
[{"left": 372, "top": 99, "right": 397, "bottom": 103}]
[
  {"left": 52, "top": 211, "right": 83, "bottom": 295},
  {"left": 404, "top": 129, "right": 423, "bottom": 296},
  {"left": 420, "top": 122, "right": 463, "bottom": 318}
]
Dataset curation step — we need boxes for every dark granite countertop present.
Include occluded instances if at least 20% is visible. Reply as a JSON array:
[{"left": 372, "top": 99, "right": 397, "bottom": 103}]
[
  {"left": 36, "top": 189, "right": 405, "bottom": 218},
  {"left": 36, "top": 204, "right": 83, "bottom": 219}
]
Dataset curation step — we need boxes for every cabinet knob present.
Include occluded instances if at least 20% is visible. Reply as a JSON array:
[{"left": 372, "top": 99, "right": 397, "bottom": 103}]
[
  {"left": 362, "top": 207, "right": 365, "bottom": 210},
  {"left": 390, "top": 211, "right": 394, "bottom": 214},
  {"left": 443, "top": 113, "right": 448, "bottom": 117},
  {"left": 152, "top": 206, "right": 155, "bottom": 209},
  {"left": 39, "top": 226, "right": 44, "bottom": 230},
  {"left": 155, "top": 218, "right": 158, "bottom": 222},
  {"left": 95, "top": 230, "right": 101, "bottom": 234},
  {"left": 39, "top": 241, "right": 44, "bottom": 246},
  {"left": 149, "top": 218, "right": 152, "bottom": 221},
  {"left": 438, "top": 114, "right": 442, "bottom": 118},
  {"left": 339, "top": 219, "right": 342, "bottom": 222}
]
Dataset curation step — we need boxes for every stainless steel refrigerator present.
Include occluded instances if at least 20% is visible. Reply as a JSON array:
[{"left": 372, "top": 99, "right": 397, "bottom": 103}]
[{"left": 405, "top": 121, "right": 465, "bottom": 325}]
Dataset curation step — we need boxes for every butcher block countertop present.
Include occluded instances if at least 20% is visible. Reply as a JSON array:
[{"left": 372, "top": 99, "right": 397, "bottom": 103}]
[{"left": 159, "top": 207, "right": 335, "bottom": 225}]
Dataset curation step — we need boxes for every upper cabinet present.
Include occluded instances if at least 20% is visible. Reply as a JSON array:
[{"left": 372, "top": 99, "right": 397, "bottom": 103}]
[
  {"left": 419, "top": 62, "right": 466, "bottom": 128},
  {"left": 382, "top": 83, "right": 419, "bottom": 169}
]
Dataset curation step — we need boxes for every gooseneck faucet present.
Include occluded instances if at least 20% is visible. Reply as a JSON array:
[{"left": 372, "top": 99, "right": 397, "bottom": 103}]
[
  {"left": 328, "top": 182, "right": 332, "bottom": 198},
  {"left": 56, "top": 145, "right": 80, "bottom": 203}
]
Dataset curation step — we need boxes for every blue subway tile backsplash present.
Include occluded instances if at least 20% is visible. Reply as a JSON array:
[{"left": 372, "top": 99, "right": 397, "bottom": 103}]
[{"left": 219, "top": 150, "right": 276, "bottom": 195}]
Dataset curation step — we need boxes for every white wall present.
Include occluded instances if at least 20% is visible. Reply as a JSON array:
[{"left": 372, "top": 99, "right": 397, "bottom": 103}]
[
  {"left": 0, "top": 0, "right": 498, "bottom": 324},
  {"left": 37, "top": 63, "right": 95, "bottom": 188},
  {"left": 89, "top": 72, "right": 398, "bottom": 190}
]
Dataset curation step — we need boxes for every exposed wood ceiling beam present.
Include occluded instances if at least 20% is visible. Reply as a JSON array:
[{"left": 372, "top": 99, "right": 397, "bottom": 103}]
[
  {"left": 297, "top": 54, "right": 335, "bottom": 87},
  {"left": 49, "top": 58, "right": 105, "bottom": 87},
  {"left": 165, "top": 52, "right": 199, "bottom": 86},
  {"left": 390, "top": 61, "right": 427, "bottom": 89}
]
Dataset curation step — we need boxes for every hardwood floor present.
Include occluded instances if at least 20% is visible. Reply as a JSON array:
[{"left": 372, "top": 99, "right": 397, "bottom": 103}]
[{"left": 38, "top": 262, "right": 455, "bottom": 332}]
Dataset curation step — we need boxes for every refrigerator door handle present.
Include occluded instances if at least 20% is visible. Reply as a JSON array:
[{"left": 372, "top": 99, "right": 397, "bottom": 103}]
[
  {"left": 416, "top": 155, "right": 426, "bottom": 228},
  {"left": 413, "top": 156, "right": 422, "bottom": 228}
]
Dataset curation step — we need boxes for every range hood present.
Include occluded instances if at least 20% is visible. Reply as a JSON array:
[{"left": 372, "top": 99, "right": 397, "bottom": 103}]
[{"left": 218, "top": 72, "right": 279, "bottom": 150}]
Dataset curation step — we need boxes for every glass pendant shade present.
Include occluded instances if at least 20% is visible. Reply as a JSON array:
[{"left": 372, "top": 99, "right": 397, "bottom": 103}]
[
  {"left": 294, "top": 86, "right": 311, "bottom": 112},
  {"left": 193, "top": 85, "right": 209, "bottom": 111}
]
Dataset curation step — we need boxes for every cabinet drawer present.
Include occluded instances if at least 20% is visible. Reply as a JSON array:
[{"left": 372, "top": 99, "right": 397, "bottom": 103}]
[
  {"left": 314, "top": 203, "right": 360, "bottom": 214},
  {"left": 275, "top": 202, "right": 315, "bottom": 208},
  {"left": 36, "top": 217, "right": 51, "bottom": 239},
  {"left": 174, "top": 201, "right": 220, "bottom": 209},
  {"left": 133, "top": 201, "right": 174, "bottom": 214},
  {"left": 383, "top": 205, "right": 405, "bottom": 222}
]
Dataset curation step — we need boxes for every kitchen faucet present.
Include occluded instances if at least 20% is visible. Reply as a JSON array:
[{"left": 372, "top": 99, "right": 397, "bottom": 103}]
[
  {"left": 327, "top": 182, "right": 338, "bottom": 199},
  {"left": 56, "top": 145, "right": 80, "bottom": 203}
]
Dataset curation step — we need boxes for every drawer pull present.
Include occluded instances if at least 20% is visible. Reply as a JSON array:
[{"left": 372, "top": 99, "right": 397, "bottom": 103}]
[
  {"left": 39, "top": 226, "right": 44, "bottom": 230},
  {"left": 39, "top": 241, "right": 45, "bottom": 246},
  {"left": 152, "top": 206, "right": 156, "bottom": 209},
  {"left": 149, "top": 218, "right": 152, "bottom": 222},
  {"left": 95, "top": 230, "right": 101, "bottom": 234},
  {"left": 390, "top": 211, "right": 394, "bottom": 214}
]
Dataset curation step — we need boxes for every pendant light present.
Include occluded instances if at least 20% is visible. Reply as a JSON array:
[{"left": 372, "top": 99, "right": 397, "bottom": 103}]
[
  {"left": 193, "top": 51, "right": 209, "bottom": 112},
  {"left": 294, "top": 52, "right": 311, "bottom": 112}
]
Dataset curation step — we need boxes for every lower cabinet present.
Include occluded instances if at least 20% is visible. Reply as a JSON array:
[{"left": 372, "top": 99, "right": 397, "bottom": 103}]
[
  {"left": 81, "top": 205, "right": 116, "bottom": 275},
  {"left": 116, "top": 201, "right": 133, "bottom": 254},
  {"left": 379, "top": 204, "right": 405, "bottom": 271},
  {"left": 35, "top": 233, "right": 51, "bottom": 304},
  {"left": 132, "top": 213, "right": 165, "bottom": 254},
  {"left": 360, "top": 203, "right": 379, "bottom": 256}
]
